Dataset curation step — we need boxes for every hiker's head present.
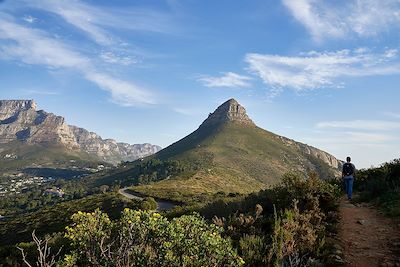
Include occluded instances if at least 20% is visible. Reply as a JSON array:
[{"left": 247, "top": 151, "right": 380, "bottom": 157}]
[{"left": 346, "top": 156, "right": 351, "bottom": 162}]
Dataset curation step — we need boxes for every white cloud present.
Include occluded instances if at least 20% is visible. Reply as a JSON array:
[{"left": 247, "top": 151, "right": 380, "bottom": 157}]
[
  {"left": 300, "top": 126, "right": 400, "bottom": 168},
  {"left": 316, "top": 120, "right": 400, "bottom": 131},
  {"left": 85, "top": 72, "right": 155, "bottom": 106},
  {"left": 345, "top": 131, "right": 397, "bottom": 143},
  {"left": 21, "top": 0, "right": 176, "bottom": 45},
  {"left": 0, "top": 18, "right": 89, "bottom": 68},
  {"left": 100, "top": 52, "right": 137, "bottom": 66},
  {"left": 384, "top": 49, "right": 398, "bottom": 59},
  {"left": 17, "top": 0, "right": 112, "bottom": 45},
  {"left": 307, "top": 132, "right": 396, "bottom": 144},
  {"left": 0, "top": 1, "right": 174, "bottom": 106},
  {"left": 245, "top": 49, "right": 400, "bottom": 91},
  {"left": 0, "top": 17, "right": 155, "bottom": 106},
  {"left": 282, "top": 0, "right": 344, "bottom": 41},
  {"left": 198, "top": 72, "right": 252, "bottom": 88},
  {"left": 22, "top": 15, "right": 37, "bottom": 23},
  {"left": 310, "top": 119, "right": 400, "bottom": 167},
  {"left": 283, "top": 0, "right": 400, "bottom": 41},
  {"left": 302, "top": 133, "right": 399, "bottom": 168}
]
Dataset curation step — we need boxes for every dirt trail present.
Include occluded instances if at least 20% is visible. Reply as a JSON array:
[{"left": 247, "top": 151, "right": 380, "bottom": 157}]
[{"left": 338, "top": 197, "right": 400, "bottom": 267}]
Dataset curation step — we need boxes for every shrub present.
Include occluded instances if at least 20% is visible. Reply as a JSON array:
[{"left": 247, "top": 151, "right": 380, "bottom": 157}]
[
  {"left": 267, "top": 199, "right": 325, "bottom": 266},
  {"left": 62, "top": 209, "right": 243, "bottom": 267},
  {"left": 140, "top": 197, "right": 158, "bottom": 210},
  {"left": 238, "top": 234, "right": 268, "bottom": 266},
  {"left": 204, "top": 172, "right": 339, "bottom": 266}
]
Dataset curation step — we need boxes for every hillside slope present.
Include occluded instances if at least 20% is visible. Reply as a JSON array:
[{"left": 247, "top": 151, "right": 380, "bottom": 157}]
[
  {"left": 0, "top": 141, "right": 104, "bottom": 172},
  {"left": 129, "top": 99, "right": 341, "bottom": 199}
]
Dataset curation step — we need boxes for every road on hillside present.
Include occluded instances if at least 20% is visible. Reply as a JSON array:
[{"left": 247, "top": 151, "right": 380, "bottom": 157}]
[
  {"left": 118, "top": 187, "right": 143, "bottom": 201},
  {"left": 338, "top": 197, "right": 400, "bottom": 266},
  {"left": 118, "top": 187, "right": 177, "bottom": 211}
]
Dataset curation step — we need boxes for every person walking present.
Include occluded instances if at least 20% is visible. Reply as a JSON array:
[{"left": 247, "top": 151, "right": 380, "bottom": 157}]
[{"left": 342, "top": 156, "right": 356, "bottom": 200}]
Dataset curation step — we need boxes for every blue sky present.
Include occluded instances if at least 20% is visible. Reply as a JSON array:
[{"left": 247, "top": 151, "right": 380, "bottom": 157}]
[{"left": 0, "top": 0, "right": 399, "bottom": 168}]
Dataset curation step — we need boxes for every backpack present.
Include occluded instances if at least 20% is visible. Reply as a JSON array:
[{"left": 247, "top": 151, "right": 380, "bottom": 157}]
[{"left": 343, "top": 163, "right": 354, "bottom": 176}]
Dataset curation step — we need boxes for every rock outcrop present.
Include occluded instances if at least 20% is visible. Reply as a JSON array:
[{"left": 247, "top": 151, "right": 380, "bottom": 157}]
[
  {"left": 277, "top": 135, "right": 342, "bottom": 170},
  {"left": 0, "top": 100, "right": 161, "bottom": 164},
  {"left": 199, "top": 98, "right": 255, "bottom": 128},
  {"left": 70, "top": 126, "right": 160, "bottom": 163}
]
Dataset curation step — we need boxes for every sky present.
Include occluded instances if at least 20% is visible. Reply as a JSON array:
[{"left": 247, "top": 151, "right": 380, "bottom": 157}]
[{"left": 0, "top": 0, "right": 399, "bottom": 168}]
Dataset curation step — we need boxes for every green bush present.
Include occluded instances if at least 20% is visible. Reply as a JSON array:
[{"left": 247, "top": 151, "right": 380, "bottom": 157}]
[
  {"left": 62, "top": 209, "right": 244, "bottom": 267},
  {"left": 355, "top": 159, "right": 400, "bottom": 218},
  {"left": 202, "top": 172, "right": 340, "bottom": 266},
  {"left": 238, "top": 234, "right": 268, "bottom": 266},
  {"left": 267, "top": 200, "right": 325, "bottom": 266},
  {"left": 140, "top": 197, "right": 158, "bottom": 210}
]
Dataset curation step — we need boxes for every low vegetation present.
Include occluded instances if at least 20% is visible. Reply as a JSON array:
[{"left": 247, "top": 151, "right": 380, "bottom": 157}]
[
  {"left": 2, "top": 172, "right": 341, "bottom": 266},
  {"left": 204, "top": 172, "right": 341, "bottom": 266},
  {"left": 355, "top": 158, "right": 400, "bottom": 219},
  {"left": 0, "top": 192, "right": 139, "bottom": 246}
]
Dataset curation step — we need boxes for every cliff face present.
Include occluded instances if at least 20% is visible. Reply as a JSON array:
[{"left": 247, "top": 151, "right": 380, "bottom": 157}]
[
  {"left": 70, "top": 126, "right": 161, "bottom": 163},
  {"left": 276, "top": 135, "right": 342, "bottom": 170},
  {"left": 0, "top": 100, "right": 161, "bottom": 164},
  {"left": 199, "top": 98, "right": 255, "bottom": 128},
  {"left": 0, "top": 100, "right": 36, "bottom": 121}
]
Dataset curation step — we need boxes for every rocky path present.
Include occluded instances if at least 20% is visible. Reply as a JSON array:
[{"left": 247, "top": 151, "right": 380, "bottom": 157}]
[{"left": 338, "top": 198, "right": 400, "bottom": 267}]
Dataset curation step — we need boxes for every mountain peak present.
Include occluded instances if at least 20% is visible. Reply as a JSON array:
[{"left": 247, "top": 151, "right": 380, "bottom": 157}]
[
  {"left": 199, "top": 98, "right": 255, "bottom": 128},
  {"left": 0, "top": 100, "right": 37, "bottom": 121},
  {"left": 0, "top": 99, "right": 36, "bottom": 110},
  {"left": 0, "top": 99, "right": 161, "bottom": 164}
]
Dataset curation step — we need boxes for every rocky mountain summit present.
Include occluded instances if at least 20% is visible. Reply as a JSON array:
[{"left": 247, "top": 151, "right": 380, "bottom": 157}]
[
  {"left": 199, "top": 98, "right": 255, "bottom": 128},
  {"left": 0, "top": 100, "right": 161, "bottom": 164}
]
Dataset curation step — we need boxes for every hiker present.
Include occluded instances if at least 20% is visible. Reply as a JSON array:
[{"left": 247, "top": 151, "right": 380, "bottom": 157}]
[{"left": 342, "top": 156, "right": 356, "bottom": 200}]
